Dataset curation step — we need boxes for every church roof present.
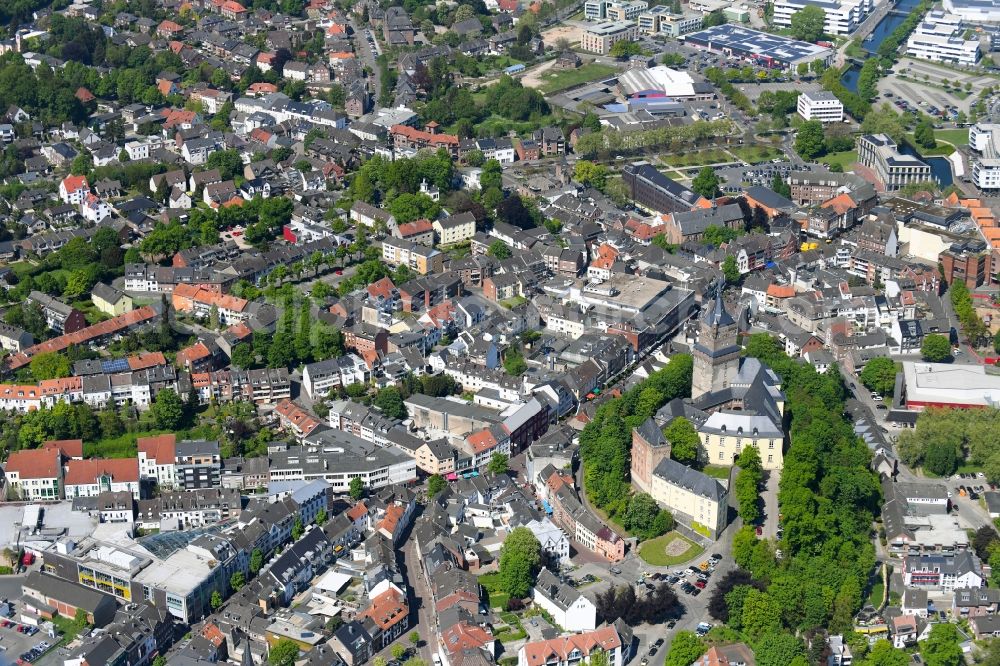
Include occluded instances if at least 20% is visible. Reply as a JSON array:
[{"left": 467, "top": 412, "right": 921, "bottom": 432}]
[{"left": 704, "top": 283, "right": 735, "bottom": 328}]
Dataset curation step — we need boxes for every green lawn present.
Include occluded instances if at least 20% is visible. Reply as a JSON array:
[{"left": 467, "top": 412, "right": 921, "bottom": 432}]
[
  {"left": 50, "top": 614, "right": 86, "bottom": 648},
  {"left": 702, "top": 464, "right": 732, "bottom": 479},
  {"left": 821, "top": 150, "right": 857, "bottom": 169},
  {"left": 731, "top": 145, "right": 782, "bottom": 164},
  {"left": 479, "top": 573, "right": 510, "bottom": 609},
  {"left": 935, "top": 128, "right": 970, "bottom": 147},
  {"left": 661, "top": 149, "right": 733, "bottom": 168},
  {"left": 536, "top": 63, "right": 617, "bottom": 94},
  {"left": 867, "top": 579, "right": 885, "bottom": 607},
  {"left": 637, "top": 531, "right": 704, "bottom": 566},
  {"left": 500, "top": 296, "right": 527, "bottom": 309}
]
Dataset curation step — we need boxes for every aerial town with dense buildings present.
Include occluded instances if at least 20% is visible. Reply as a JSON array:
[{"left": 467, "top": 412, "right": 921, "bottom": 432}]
[{"left": 5, "top": 0, "right": 1000, "bottom": 663}]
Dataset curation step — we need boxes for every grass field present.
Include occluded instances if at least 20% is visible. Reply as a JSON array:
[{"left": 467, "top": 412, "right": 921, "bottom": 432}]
[
  {"left": 479, "top": 573, "right": 510, "bottom": 609},
  {"left": 867, "top": 579, "right": 885, "bottom": 608},
  {"left": 731, "top": 145, "right": 782, "bottom": 164},
  {"left": 702, "top": 465, "right": 732, "bottom": 480},
  {"left": 661, "top": 149, "right": 733, "bottom": 168},
  {"left": 638, "top": 532, "right": 704, "bottom": 566},
  {"left": 821, "top": 150, "right": 858, "bottom": 169},
  {"left": 934, "top": 128, "right": 970, "bottom": 147},
  {"left": 537, "top": 63, "right": 617, "bottom": 94}
]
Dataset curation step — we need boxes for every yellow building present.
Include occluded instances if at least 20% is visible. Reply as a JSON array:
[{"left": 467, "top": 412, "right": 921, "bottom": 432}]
[
  {"left": 91, "top": 282, "right": 133, "bottom": 316},
  {"left": 433, "top": 211, "right": 477, "bottom": 246},
  {"left": 649, "top": 457, "right": 728, "bottom": 538}
]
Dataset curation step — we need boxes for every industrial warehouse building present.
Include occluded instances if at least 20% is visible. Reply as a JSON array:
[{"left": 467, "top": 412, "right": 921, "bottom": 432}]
[{"left": 683, "top": 24, "right": 834, "bottom": 70}]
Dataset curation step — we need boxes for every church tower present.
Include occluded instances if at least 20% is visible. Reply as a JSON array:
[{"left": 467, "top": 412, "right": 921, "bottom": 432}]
[{"left": 692, "top": 284, "right": 741, "bottom": 399}]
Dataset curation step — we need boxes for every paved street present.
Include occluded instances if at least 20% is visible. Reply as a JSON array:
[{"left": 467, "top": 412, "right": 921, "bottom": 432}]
[
  {"left": 399, "top": 530, "right": 436, "bottom": 666},
  {"left": 351, "top": 19, "right": 381, "bottom": 102}
]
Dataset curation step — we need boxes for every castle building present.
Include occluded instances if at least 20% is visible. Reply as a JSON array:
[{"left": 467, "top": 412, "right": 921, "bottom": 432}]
[{"left": 691, "top": 286, "right": 741, "bottom": 399}]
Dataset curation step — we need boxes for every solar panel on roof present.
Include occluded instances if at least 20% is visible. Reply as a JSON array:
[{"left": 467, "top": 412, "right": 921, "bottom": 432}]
[{"left": 102, "top": 358, "right": 130, "bottom": 374}]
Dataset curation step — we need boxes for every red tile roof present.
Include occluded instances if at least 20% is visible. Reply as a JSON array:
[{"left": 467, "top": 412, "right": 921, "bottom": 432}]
[
  {"left": 42, "top": 439, "right": 83, "bottom": 459},
  {"left": 367, "top": 277, "right": 397, "bottom": 302},
  {"left": 467, "top": 429, "right": 497, "bottom": 454},
  {"left": 8, "top": 307, "right": 158, "bottom": 369},
  {"left": 440, "top": 621, "right": 494, "bottom": 655},
  {"left": 390, "top": 124, "right": 459, "bottom": 148},
  {"left": 177, "top": 342, "right": 213, "bottom": 367},
  {"left": 275, "top": 399, "right": 322, "bottom": 436},
  {"left": 363, "top": 588, "right": 408, "bottom": 630},
  {"left": 397, "top": 219, "right": 433, "bottom": 238},
  {"left": 5, "top": 448, "right": 61, "bottom": 480},
  {"left": 520, "top": 627, "right": 621, "bottom": 666},
  {"left": 377, "top": 503, "right": 405, "bottom": 536},
  {"left": 75, "top": 88, "right": 95, "bottom": 103},
  {"left": 65, "top": 458, "right": 140, "bottom": 486},
  {"left": 137, "top": 434, "right": 177, "bottom": 464},
  {"left": 61, "top": 174, "right": 89, "bottom": 194},
  {"left": 172, "top": 283, "right": 248, "bottom": 313},
  {"left": 346, "top": 502, "right": 368, "bottom": 521},
  {"left": 821, "top": 193, "right": 856, "bottom": 216},
  {"left": 128, "top": 352, "right": 168, "bottom": 371}
]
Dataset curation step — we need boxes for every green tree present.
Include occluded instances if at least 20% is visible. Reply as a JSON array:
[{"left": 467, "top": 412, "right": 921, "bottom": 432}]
[
  {"left": 374, "top": 386, "right": 407, "bottom": 419},
  {"left": 664, "top": 417, "right": 700, "bottom": 465},
  {"left": 771, "top": 173, "right": 791, "bottom": 198},
  {"left": 857, "top": 59, "right": 880, "bottom": 100},
  {"left": 574, "top": 160, "right": 608, "bottom": 189},
  {"left": 206, "top": 149, "right": 244, "bottom": 181},
  {"left": 349, "top": 477, "right": 366, "bottom": 500},
  {"left": 230, "top": 571, "right": 245, "bottom": 591},
  {"left": 410, "top": 632, "right": 421, "bottom": 647},
  {"left": 921, "top": 333, "right": 952, "bottom": 362},
  {"left": 231, "top": 343, "right": 255, "bottom": 369},
  {"left": 269, "top": 638, "right": 300, "bottom": 666},
  {"left": 210, "top": 590, "right": 223, "bottom": 610},
  {"left": 151, "top": 388, "right": 185, "bottom": 430},
  {"left": 794, "top": 120, "right": 826, "bottom": 159},
  {"left": 860, "top": 357, "right": 898, "bottom": 396},
  {"left": 292, "top": 517, "right": 303, "bottom": 540},
  {"left": 316, "top": 509, "right": 327, "bottom": 525},
  {"left": 755, "top": 632, "right": 805, "bottom": 666},
  {"left": 665, "top": 631, "right": 705, "bottom": 666},
  {"left": 392, "top": 644, "right": 407, "bottom": 661},
  {"left": 30, "top": 352, "right": 71, "bottom": 381},
  {"left": 623, "top": 492, "right": 670, "bottom": 539},
  {"left": 250, "top": 548, "right": 263, "bottom": 575},
  {"left": 487, "top": 239, "right": 512, "bottom": 259},
  {"left": 915, "top": 118, "right": 937, "bottom": 149},
  {"left": 920, "top": 623, "right": 964, "bottom": 666},
  {"left": 153, "top": 657, "right": 168, "bottom": 666},
  {"left": 428, "top": 474, "right": 447, "bottom": 497},
  {"left": 504, "top": 348, "right": 528, "bottom": 376},
  {"left": 691, "top": 166, "right": 720, "bottom": 199},
  {"left": 722, "top": 255, "right": 741, "bottom": 284},
  {"left": 498, "top": 526, "right": 542, "bottom": 599},
  {"left": 858, "top": 640, "right": 908, "bottom": 666},
  {"left": 488, "top": 453, "right": 509, "bottom": 475},
  {"left": 480, "top": 159, "right": 503, "bottom": 191},
  {"left": 740, "top": 588, "right": 782, "bottom": 640},
  {"left": 790, "top": 5, "right": 825, "bottom": 41},
  {"left": 609, "top": 40, "right": 642, "bottom": 58}
]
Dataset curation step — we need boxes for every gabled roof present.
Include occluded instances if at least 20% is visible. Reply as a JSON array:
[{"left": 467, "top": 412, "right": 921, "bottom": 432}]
[{"left": 5, "top": 448, "right": 61, "bottom": 480}]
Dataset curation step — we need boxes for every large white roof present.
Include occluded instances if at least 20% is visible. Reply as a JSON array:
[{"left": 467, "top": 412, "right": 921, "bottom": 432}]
[
  {"left": 617, "top": 66, "right": 696, "bottom": 98},
  {"left": 903, "top": 361, "right": 1000, "bottom": 408}
]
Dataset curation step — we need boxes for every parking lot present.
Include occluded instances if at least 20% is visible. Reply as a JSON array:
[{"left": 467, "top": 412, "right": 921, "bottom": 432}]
[
  {"left": 878, "top": 58, "right": 999, "bottom": 115},
  {"left": 0, "top": 613, "right": 57, "bottom": 666}
]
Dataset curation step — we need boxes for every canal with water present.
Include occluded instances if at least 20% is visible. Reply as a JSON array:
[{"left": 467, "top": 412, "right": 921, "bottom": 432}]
[
  {"left": 835, "top": 0, "right": 952, "bottom": 185},
  {"left": 839, "top": 0, "right": 924, "bottom": 93}
]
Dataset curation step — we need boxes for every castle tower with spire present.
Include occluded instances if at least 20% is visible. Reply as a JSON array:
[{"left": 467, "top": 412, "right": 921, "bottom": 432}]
[{"left": 692, "top": 284, "right": 741, "bottom": 400}]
